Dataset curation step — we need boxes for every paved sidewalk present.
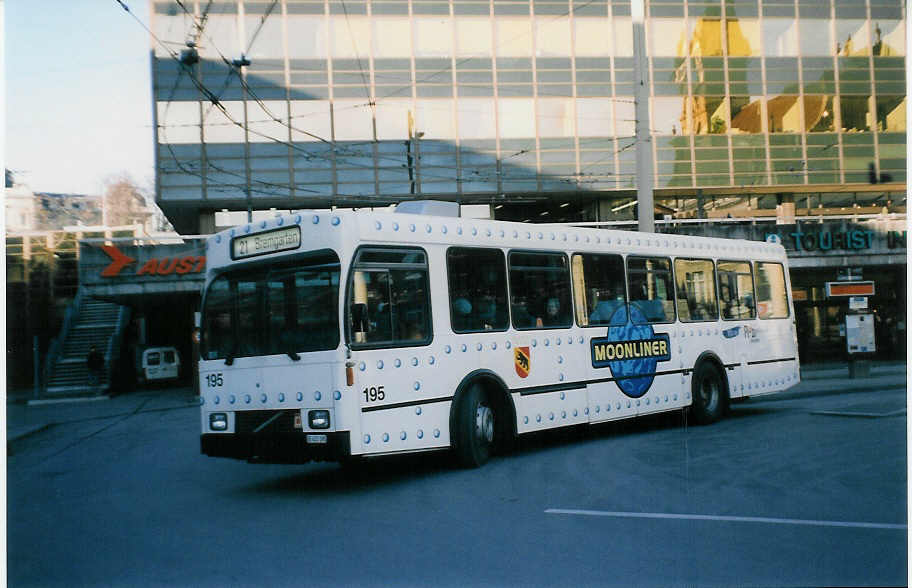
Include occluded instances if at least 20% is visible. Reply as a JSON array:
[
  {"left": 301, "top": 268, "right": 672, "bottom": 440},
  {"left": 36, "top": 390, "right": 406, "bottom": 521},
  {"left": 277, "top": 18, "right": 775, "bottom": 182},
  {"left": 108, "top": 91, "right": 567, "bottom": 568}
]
[{"left": 6, "top": 361, "right": 907, "bottom": 450}]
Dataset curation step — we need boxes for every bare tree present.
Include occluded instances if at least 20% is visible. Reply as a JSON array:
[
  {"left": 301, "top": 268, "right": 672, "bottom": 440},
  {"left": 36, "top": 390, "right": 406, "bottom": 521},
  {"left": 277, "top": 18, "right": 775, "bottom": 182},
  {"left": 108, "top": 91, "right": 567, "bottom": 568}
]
[{"left": 102, "top": 175, "right": 150, "bottom": 227}]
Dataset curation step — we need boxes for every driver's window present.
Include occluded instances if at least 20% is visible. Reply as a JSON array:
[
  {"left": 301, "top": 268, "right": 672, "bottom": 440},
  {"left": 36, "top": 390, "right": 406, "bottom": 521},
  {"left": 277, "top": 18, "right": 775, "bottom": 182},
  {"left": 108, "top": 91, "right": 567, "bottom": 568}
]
[{"left": 348, "top": 248, "right": 431, "bottom": 348}]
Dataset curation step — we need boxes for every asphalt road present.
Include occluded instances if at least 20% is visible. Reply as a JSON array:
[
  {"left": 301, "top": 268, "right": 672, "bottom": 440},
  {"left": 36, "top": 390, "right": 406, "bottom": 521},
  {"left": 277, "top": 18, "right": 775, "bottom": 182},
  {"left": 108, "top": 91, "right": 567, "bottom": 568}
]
[{"left": 8, "top": 384, "right": 907, "bottom": 587}]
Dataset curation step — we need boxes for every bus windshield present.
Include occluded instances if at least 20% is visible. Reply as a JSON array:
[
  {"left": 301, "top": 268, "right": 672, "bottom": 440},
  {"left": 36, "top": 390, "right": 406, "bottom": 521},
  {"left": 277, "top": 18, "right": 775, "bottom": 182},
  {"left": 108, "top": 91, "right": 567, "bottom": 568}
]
[{"left": 201, "top": 251, "right": 341, "bottom": 360}]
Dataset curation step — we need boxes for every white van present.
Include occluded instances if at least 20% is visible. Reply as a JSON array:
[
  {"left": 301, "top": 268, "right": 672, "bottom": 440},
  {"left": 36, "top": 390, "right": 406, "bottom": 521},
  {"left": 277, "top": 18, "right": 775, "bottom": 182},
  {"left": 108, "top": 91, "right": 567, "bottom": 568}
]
[{"left": 139, "top": 347, "right": 181, "bottom": 385}]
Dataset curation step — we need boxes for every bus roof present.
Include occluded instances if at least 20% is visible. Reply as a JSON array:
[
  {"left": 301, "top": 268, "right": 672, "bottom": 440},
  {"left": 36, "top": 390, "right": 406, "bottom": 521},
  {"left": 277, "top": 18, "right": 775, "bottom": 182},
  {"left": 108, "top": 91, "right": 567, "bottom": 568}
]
[{"left": 206, "top": 207, "right": 788, "bottom": 270}]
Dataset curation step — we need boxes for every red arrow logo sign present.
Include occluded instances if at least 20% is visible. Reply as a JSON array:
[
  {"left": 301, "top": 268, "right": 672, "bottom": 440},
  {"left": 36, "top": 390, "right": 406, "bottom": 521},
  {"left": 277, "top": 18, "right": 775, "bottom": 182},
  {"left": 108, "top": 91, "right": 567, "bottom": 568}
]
[{"left": 99, "top": 245, "right": 137, "bottom": 277}]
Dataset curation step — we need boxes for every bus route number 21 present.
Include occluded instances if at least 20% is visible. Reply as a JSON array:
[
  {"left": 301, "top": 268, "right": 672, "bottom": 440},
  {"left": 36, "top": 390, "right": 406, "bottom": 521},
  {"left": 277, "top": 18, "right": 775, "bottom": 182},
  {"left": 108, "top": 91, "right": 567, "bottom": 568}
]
[{"left": 363, "top": 386, "right": 385, "bottom": 403}]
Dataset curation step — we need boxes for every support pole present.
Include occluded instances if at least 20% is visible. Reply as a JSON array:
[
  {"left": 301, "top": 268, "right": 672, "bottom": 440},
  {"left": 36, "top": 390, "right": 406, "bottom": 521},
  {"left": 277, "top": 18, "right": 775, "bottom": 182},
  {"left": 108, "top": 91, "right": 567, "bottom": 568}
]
[{"left": 632, "top": 0, "right": 654, "bottom": 233}]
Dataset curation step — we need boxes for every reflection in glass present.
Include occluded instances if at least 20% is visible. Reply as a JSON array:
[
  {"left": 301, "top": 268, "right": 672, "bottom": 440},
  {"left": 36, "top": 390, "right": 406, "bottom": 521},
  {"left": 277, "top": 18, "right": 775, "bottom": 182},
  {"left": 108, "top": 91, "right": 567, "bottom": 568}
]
[
  {"left": 649, "top": 19, "right": 689, "bottom": 56},
  {"left": 158, "top": 102, "right": 200, "bottom": 144},
  {"left": 613, "top": 18, "right": 633, "bottom": 57},
  {"left": 730, "top": 96, "right": 763, "bottom": 133},
  {"left": 536, "top": 17, "right": 571, "bottom": 57},
  {"left": 537, "top": 98, "right": 574, "bottom": 137},
  {"left": 287, "top": 16, "right": 329, "bottom": 58},
  {"left": 876, "top": 96, "right": 906, "bottom": 132},
  {"left": 652, "top": 97, "right": 689, "bottom": 135},
  {"left": 332, "top": 17, "right": 370, "bottom": 58},
  {"left": 374, "top": 100, "right": 411, "bottom": 140},
  {"left": 574, "top": 19, "right": 612, "bottom": 56},
  {"left": 372, "top": 18, "right": 412, "bottom": 58},
  {"left": 498, "top": 98, "right": 536, "bottom": 138},
  {"left": 496, "top": 18, "right": 533, "bottom": 57},
  {"left": 576, "top": 98, "right": 615, "bottom": 137},
  {"left": 245, "top": 16, "right": 283, "bottom": 59},
  {"left": 457, "top": 98, "right": 496, "bottom": 139},
  {"left": 414, "top": 17, "right": 453, "bottom": 57},
  {"left": 687, "top": 18, "right": 723, "bottom": 57},
  {"left": 873, "top": 20, "right": 906, "bottom": 56},
  {"left": 693, "top": 96, "right": 727, "bottom": 134},
  {"left": 333, "top": 99, "right": 375, "bottom": 140},
  {"left": 763, "top": 18, "right": 798, "bottom": 56},
  {"left": 803, "top": 96, "right": 835, "bottom": 132},
  {"left": 614, "top": 101, "right": 636, "bottom": 137},
  {"left": 767, "top": 96, "right": 802, "bottom": 133},
  {"left": 455, "top": 18, "right": 493, "bottom": 56},
  {"left": 836, "top": 20, "right": 870, "bottom": 56},
  {"left": 726, "top": 19, "right": 762, "bottom": 57},
  {"left": 840, "top": 96, "right": 872, "bottom": 131},
  {"left": 799, "top": 19, "right": 833, "bottom": 56}
]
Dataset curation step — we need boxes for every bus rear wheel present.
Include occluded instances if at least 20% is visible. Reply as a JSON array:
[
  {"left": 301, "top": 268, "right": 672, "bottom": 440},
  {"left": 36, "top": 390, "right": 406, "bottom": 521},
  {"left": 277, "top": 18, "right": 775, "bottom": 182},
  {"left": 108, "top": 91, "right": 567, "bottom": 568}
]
[
  {"left": 453, "top": 383, "right": 495, "bottom": 468},
  {"left": 690, "top": 362, "right": 726, "bottom": 425}
]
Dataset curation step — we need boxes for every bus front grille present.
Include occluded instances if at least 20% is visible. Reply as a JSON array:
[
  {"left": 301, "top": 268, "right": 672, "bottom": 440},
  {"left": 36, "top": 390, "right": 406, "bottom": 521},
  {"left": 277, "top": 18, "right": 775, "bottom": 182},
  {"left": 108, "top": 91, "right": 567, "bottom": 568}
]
[{"left": 235, "top": 410, "right": 299, "bottom": 434}]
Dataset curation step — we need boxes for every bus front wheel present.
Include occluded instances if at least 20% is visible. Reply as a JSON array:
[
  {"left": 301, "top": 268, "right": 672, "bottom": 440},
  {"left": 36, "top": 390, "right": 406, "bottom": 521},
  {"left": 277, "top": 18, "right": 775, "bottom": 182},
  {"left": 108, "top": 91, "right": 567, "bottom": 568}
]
[
  {"left": 690, "top": 362, "right": 726, "bottom": 425},
  {"left": 453, "top": 383, "right": 495, "bottom": 468}
]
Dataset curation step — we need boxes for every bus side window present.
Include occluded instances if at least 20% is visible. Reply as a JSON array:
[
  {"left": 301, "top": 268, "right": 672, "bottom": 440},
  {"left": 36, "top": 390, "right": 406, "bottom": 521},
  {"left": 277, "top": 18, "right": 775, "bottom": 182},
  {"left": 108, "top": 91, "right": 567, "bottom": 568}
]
[
  {"left": 447, "top": 247, "right": 509, "bottom": 333},
  {"left": 572, "top": 253, "right": 627, "bottom": 326},
  {"left": 348, "top": 248, "right": 432, "bottom": 347},
  {"left": 718, "top": 260, "right": 756, "bottom": 319},
  {"left": 674, "top": 258, "right": 719, "bottom": 322},
  {"left": 508, "top": 251, "right": 573, "bottom": 330},
  {"left": 627, "top": 256, "right": 675, "bottom": 324},
  {"left": 756, "top": 262, "right": 789, "bottom": 319}
]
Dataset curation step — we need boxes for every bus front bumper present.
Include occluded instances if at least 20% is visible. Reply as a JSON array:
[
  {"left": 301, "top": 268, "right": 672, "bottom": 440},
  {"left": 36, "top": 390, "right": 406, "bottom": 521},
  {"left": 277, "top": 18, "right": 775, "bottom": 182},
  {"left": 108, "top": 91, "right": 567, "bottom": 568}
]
[{"left": 200, "top": 432, "right": 351, "bottom": 463}]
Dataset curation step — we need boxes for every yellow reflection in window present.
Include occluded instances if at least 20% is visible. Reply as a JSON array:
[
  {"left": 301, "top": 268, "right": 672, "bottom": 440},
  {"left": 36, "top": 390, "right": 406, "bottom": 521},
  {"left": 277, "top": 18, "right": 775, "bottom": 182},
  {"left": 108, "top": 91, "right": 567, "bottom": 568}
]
[
  {"left": 876, "top": 96, "right": 906, "bottom": 132},
  {"left": 692, "top": 97, "right": 728, "bottom": 134},
  {"left": 803, "top": 96, "right": 835, "bottom": 132},
  {"left": 836, "top": 20, "right": 870, "bottom": 56},
  {"left": 687, "top": 18, "right": 723, "bottom": 57},
  {"left": 730, "top": 96, "right": 763, "bottom": 133},
  {"left": 726, "top": 19, "right": 762, "bottom": 57},
  {"left": 767, "top": 96, "right": 802, "bottom": 133},
  {"left": 873, "top": 20, "right": 906, "bottom": 56}
]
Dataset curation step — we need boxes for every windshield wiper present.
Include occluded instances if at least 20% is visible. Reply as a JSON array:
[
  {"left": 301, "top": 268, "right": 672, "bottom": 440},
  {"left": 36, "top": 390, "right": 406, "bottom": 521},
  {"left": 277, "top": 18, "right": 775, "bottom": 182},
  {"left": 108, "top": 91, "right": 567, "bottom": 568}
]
[{"left": 287, "top": 351, "right": 301, "bottom": 361}]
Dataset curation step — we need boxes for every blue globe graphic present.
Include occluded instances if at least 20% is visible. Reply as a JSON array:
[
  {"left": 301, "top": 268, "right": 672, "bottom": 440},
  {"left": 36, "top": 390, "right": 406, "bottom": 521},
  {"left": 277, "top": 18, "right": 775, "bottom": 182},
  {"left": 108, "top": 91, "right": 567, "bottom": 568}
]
[{"left": 606, "top": 306, "right": 660, "bottom": 398}]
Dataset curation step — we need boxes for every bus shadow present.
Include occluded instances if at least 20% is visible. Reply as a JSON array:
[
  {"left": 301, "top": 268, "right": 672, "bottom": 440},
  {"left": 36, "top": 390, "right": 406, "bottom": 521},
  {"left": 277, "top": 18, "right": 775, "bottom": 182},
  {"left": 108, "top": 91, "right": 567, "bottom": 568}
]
[
  {"left": 238, "top": 451, "right": 457, "bottom": 495},
  {"left": 240, "top": 404, "right": 785, "bottom": 495}
]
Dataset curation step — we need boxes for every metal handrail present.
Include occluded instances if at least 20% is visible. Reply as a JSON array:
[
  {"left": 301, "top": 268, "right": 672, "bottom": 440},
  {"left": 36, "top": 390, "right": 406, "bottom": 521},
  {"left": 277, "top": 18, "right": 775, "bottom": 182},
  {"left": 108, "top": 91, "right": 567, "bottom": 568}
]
[{"left": 43, "top": 289, "right": 85, "bottom": 393}]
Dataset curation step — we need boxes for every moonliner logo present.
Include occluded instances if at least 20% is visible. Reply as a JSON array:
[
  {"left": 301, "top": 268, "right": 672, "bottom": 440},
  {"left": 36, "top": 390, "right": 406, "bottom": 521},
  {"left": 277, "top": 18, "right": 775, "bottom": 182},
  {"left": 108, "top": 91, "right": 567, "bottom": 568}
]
[{"left": 590, "top": 306, "right": 672, "bottom": 398}]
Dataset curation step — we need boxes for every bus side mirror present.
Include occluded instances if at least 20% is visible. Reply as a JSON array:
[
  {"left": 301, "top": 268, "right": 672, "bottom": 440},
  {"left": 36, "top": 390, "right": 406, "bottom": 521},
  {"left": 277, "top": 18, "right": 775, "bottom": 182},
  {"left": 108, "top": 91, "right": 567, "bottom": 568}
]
[{"left": 351, "top": 303, "right": 369, "bottom": 334}]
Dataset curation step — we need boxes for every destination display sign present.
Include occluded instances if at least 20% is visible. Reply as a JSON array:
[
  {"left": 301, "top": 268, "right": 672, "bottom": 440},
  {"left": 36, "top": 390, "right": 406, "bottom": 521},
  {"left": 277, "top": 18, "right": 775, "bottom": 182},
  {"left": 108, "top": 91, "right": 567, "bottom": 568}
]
[{"left": 231, "top": 226, "right": 301, "bottom": 260}]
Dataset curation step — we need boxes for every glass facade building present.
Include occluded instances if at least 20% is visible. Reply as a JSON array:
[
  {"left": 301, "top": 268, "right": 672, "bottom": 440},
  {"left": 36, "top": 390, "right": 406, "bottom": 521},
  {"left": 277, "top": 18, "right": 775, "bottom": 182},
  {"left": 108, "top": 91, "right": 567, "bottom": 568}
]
[{"left": 150, "top": 0, "right": 905, "bottom": 230}]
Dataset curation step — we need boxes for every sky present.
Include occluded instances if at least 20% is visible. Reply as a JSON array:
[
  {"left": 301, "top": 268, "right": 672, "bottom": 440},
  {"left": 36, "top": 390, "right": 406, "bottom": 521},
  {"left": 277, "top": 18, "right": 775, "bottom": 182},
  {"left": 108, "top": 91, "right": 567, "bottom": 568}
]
[{"left": 5, "top": 0, "right": 155, "bottom": 195}]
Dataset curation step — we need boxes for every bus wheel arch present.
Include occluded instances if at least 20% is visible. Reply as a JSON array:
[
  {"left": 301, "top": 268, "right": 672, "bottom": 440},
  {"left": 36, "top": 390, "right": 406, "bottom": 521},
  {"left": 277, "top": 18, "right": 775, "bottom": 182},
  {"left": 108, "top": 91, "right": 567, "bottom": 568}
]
[
  {"left": 689, "top": 353, "right": 730, "bottom": 425},
  {"left": 449, "top": 371, "right": 516, "bottom": 467}
]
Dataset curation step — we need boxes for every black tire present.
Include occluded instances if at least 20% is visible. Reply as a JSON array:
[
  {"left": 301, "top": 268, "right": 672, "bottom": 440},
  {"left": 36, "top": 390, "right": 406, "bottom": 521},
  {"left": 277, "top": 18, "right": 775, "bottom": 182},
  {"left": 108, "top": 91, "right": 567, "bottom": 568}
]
[
  {"left": 690, "top": 362, "right": 727, "bottom": 425},
  {"left": 453, "top": 383, "right": 496, "bottom": 468}
]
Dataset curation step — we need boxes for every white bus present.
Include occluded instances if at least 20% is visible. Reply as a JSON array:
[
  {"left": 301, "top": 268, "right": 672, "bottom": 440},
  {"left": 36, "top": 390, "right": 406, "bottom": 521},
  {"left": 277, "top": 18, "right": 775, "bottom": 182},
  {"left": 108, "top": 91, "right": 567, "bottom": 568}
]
[{"left": 199, "top": 202, "right": 799, "bottom": 467}]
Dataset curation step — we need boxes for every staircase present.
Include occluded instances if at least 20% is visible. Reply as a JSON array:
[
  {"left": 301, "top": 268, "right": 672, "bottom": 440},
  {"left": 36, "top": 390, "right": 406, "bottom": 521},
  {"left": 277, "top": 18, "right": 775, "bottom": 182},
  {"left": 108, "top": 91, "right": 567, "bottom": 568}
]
[{"left": 44, "top": 294, "right": 130, "bottom": 396}]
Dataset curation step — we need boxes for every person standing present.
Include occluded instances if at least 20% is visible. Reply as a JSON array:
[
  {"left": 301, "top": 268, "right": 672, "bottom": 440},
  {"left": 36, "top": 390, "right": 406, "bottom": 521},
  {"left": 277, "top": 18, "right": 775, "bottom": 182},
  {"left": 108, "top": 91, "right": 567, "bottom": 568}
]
[{"left": 87, "top": 345, "right": 104, "bottom": 392}]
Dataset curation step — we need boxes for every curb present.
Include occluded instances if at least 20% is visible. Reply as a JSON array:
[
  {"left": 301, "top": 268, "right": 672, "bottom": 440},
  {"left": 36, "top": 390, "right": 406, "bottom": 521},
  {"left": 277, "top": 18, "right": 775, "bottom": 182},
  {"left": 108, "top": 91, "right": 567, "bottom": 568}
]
[
  {"left": 7, "top": 423, "right": 52, "bottom": 451},
  {"left": 27, "top": 395, "right": 110, "bottom": 407}
]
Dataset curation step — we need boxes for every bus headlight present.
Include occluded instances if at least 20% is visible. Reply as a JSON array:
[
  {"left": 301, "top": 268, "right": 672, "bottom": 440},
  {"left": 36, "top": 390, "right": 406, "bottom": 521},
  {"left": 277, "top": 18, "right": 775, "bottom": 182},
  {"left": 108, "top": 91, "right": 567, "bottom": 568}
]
[
  {"left": 308, "top": 410, "right": 330, "bottom": 429},
  {"left": 209, "top": 413, "right": 228, "bottom": 431}
]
